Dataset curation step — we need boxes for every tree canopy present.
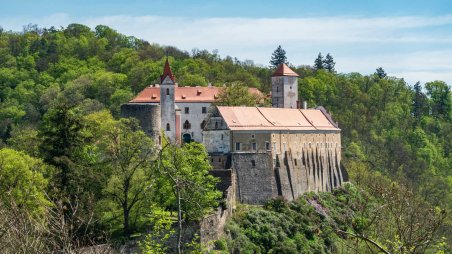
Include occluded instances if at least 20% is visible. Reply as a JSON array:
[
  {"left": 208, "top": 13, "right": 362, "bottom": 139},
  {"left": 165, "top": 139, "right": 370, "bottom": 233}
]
[
  {"left": 0, "top": 23, "right": 450, "bottom": 251},
  {"left": 269, "top": 45, "right": 288, "bottom": 68},
  {"left": 314, "top": 52, "right": 324, "bottom": 70}
]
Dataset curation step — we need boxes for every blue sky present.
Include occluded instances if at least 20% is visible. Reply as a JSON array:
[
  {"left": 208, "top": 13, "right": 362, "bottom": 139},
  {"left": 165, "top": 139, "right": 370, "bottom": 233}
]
[{"left": 1, "top": 0, "right": 452, "bottom": 85}]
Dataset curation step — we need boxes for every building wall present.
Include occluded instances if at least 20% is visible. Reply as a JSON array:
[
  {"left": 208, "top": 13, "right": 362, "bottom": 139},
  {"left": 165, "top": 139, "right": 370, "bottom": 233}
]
[
  {"left": 271, "top": 76, "right": 298, "bottom": 108},
  {"left": 271, "top": 76, "right": 284, "bottom": 108},
  {"left": 177, "top": 102, "right": 212, "bottom": 142},
  {"left": 227, "top": 130, "right": 343, "bottom": 204},
  {"left": 120, "top": 103, "right": 161, "bottom": 145},
  {"left": 160, "top": 76, "right": 176, "bottom": 142},
  {"left": 203, "top": 117, "right": 231, "bottom": 154},
  {"left": 232, "top": 153, "right": 278, "bottom": 204},
  {"left": 230, "top": 131, "right": 272, "bottom": 153}
]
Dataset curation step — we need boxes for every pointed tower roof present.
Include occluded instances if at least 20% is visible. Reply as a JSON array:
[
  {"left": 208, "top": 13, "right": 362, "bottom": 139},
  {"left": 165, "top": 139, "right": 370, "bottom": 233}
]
[
  {"left": 160, "top": 58, "right": 175, "bottom": 83},
  {"left": 272, "top": 63, "right": 299, "bottom": 77}
]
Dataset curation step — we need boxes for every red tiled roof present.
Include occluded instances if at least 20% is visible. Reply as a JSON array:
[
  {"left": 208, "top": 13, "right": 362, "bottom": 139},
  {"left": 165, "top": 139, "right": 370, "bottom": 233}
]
[
  {"left": 217, "top": 106, "right": 339, "bottom": 131},
  {"left": 161, "top": 58, "right": 175, "bottom": 83},
  {"left": 130, "top": 86, "right": 262, "bottom": 103},
  {"left": 272, "top": 63, "right": 299, "bottom": 77}
]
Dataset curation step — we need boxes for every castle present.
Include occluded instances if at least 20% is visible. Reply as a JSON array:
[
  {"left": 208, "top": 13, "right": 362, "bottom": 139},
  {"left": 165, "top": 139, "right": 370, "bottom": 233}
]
[
  {"left": 121, "top": 59, "right": 261, "bottom": 144},
  {"left": 121, "top": 60, "right": 347, "bottom": 204}
]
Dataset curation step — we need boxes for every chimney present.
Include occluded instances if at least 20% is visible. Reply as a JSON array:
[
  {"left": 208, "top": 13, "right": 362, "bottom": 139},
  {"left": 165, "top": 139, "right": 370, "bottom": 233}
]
[{"left": 303, "top": 101, "right": 308, "bottom": 109}]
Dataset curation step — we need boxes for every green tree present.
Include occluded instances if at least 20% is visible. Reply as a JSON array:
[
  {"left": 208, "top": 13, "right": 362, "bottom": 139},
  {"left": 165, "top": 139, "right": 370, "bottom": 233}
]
[
  {"left": 215, "top": 82, "right": 262, "bottom": 106},
  {"left": 7, "top": 126, "right": 42, "bottom": 157},
  {"left": 97, "top": 118, "right": 156, "bottom": 237},
  {"left": 269, "top": 45, "right": 287, "bottom": 68},
  {"left": 39, "top": 102, "right": 86, "bottom": 195},
  {"left": 412, "top": 81, "right": 428, "bottom": 123},
  {"left": 0, "top": 148, "right": 52, "bottom": 215},
  {"left": 157, "top": 143, "right": 221, "bottom": 253},
  {"left": 323, "top": 53, "right": 335, "bottom": 72},
  {"left": 314, "top": 52, "right": 324, "bottom": 70},
  {"left": 374, "top": 67, "right": 387, "bottom": 79},
  {"left": 425, "top": 80, "right": 451, "bottom": 120}
]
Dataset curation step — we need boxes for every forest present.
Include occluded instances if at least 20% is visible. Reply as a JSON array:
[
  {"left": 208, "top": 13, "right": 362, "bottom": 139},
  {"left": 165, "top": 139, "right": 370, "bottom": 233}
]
[{"left": 0, "top": 23, "right": 450, "bottom": 253}]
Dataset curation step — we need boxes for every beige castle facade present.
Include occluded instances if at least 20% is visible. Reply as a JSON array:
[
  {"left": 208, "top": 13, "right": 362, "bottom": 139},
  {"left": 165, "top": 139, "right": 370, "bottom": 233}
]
[{"left": 122, "top": 61, "right": 346, "bottom": 204}]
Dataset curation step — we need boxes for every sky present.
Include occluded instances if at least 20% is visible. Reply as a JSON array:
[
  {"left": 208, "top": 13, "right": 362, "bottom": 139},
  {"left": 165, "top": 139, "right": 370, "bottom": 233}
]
[{"left": 1, "top": 0, "right": 452, "bottom": 85}]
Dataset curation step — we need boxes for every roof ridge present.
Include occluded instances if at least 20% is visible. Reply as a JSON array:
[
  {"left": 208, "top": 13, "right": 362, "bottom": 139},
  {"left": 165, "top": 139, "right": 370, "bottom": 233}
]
[
  {"left": 255, "top": 107, "right": 275, "bottom": 126},
  {"left": 298, "top": 109, "right": 318, "bottom": 130}
]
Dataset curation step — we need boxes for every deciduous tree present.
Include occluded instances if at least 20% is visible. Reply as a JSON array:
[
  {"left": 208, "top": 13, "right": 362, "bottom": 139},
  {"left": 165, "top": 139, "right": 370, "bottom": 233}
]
[
  {"left": 157, "top": 142, "right": 221, "bottom": 253},
  {"left": 97, "top": 118, "right": 156, "bottom": 237},
  {"left": 216, "top": 82, "right": 262, "bottom": 106}
]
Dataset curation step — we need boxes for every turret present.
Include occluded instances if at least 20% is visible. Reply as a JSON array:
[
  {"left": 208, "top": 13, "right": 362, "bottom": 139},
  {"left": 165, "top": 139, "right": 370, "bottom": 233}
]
[
  {"left": 160, "top": 59, "right": 178, "bottom": 143},
  {"left": 271, "top": 63, "right": 299, "bottom": 108}
]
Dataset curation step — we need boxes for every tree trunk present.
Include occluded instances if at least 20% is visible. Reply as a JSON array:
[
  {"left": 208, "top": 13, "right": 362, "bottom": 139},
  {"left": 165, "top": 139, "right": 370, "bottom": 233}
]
[
  {"left": 176, "top": 186, "right": 182, "bottom": 254},
  {"left": 124, "top": 205, "right": 130, "bottom": 238}
]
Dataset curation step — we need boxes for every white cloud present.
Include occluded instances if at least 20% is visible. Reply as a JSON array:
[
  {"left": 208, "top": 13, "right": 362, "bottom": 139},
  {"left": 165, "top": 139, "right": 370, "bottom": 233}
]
[{"left": 1, "top": 14, "right": 451, "bottom": 84}]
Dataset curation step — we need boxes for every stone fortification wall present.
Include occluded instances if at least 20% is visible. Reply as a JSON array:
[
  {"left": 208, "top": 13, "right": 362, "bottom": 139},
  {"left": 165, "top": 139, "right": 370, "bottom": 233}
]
[
  {"left": 231, "top": 132, "right": 345, "bottom": 204},
  {"left": 199, "top": 184, "right": 235, "bottom": 248},
  {"left": 271, "top": 132, "right": 343, "bottom": 194},
  {"left": 120, "top": 103, "right": 161, "bottom": 143},
  {"left": 232, "top": 153, "right": 278, "bottom": 204}
]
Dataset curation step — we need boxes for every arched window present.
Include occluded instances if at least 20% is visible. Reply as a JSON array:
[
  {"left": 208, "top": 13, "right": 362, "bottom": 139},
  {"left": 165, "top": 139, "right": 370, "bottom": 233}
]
[
  {"left": 166, "top": 88, "right": 170, "bottom": 95},
  {"left": 166, "top": 123, "right": 170, "bottom": 131},
  {"left": 183, "top": 120, "right": 191, "bottom": 129}
]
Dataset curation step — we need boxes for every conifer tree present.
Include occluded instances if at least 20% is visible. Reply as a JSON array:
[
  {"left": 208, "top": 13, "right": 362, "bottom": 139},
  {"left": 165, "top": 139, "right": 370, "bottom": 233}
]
[
  {"left": 323, "top": 53, "right": 335, "bottom": 72},
  {"left": 269, "top": 45, "right": 288, "bottom": 68},
  {"left": 412, "top": 81, "right": 428, "bottom": 123},
  {"left": 314, "top": 53, "right": 324, "bottom": 70},
  {"left": 375, "top": 67, "right": 387, "bottom": 79}
]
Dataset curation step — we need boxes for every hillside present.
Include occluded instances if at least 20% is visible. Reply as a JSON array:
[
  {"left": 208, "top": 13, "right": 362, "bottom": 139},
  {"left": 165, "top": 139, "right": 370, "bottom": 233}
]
[{"left": 0, "top": 24, "right": 450, "bottom": 253}]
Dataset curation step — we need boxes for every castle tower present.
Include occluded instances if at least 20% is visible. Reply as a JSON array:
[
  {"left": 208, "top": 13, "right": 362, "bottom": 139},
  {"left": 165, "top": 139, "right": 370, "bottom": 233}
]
[
  {"left": 271, "top": 63, "right": 299, "bottom": 108},
  {"left": 160, "top": 59, "right": 179, "bottom": 143}
]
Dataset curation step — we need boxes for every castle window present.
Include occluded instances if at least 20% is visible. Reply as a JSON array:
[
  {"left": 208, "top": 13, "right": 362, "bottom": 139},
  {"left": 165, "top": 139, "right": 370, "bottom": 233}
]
[
  {"left": 215, "top": 121, "right": 218, "bottom": 129},
  {"left": 166, "top": 123, "right": 170, "bottom": 131},
  {"left": 294, "top": 159, "right": 297, "bottom": 166},
  {"left": 251, "top": 160, "right": 256, "bottom": 167},
  {"left": 251, "top": 134, "right": 255, "bottom": 139},
  {"left": 183, "top": 120, "right": 191, "bottom": 129},
  {"left": 221, "top": 134, "right": 224, "bottom": 140},
  {"left": 218, "top": 158, "right": 222, "bottom": 162},
  {"left": 276, "top": 86, "right": 279, "bottom": 92},
  {"left": 184, "top": 107, "right": 189, "bottom": 114},
  {"left": 266, "top": 142, "right": 270, "bottom": 151},
  {"left": 166, "top": 88, "right": 169, "bottom": 95},
  {"left": 202, "top": 107, "right": 207, "bottom": 114},
  {"left": 290, "top": 86, "right": 292, "bottom": 90},
  {"left": 235, "top": 142, "right": 241, "bottom": 151},
  {"left": 252, "top": 142, "right": 257, "bottom": 151},
  {"left": 200, "top": 120, "right": 206, "bottom": 129}
]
